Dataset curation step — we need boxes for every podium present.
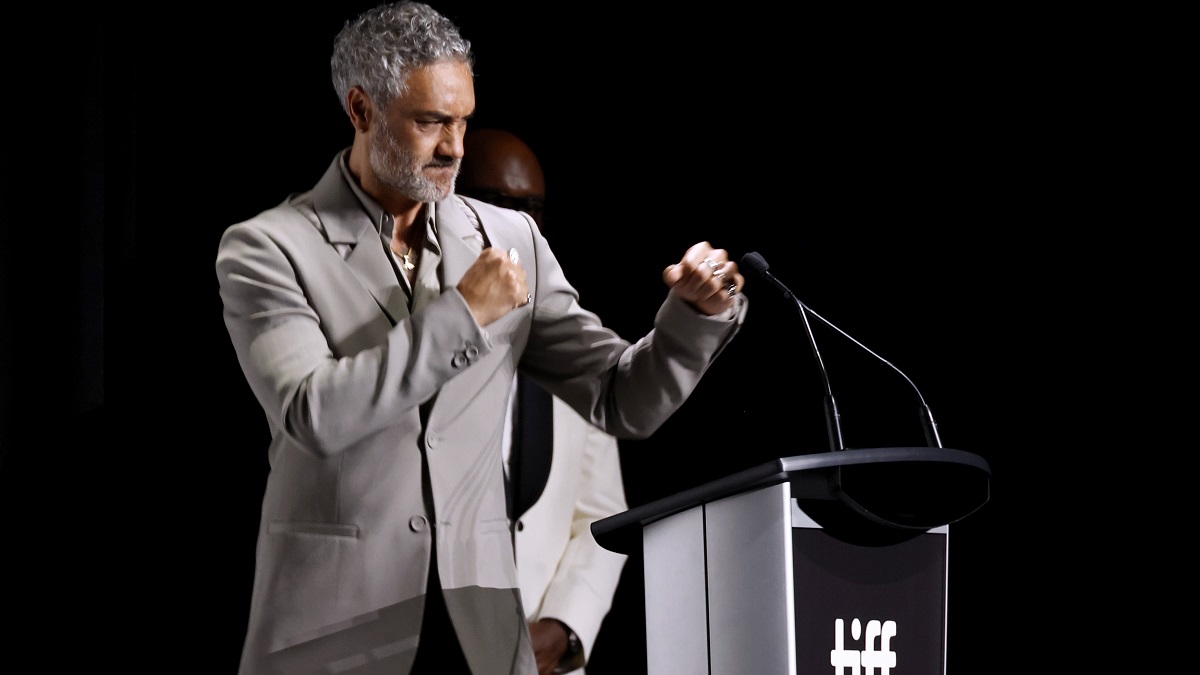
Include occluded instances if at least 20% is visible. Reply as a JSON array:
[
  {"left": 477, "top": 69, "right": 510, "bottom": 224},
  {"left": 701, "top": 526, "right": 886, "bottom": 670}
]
[{"left": 591, "top": 447, "right": 991, "bottom": 675}]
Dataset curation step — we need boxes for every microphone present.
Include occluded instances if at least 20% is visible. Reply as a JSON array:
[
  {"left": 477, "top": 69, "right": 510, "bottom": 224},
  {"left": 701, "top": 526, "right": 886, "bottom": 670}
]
[
  {"left": 740, "top": 251, "right": 943, "bottom": 449},
  {"left": 741, "top": 252, "right": 844, "bottom": 452}
]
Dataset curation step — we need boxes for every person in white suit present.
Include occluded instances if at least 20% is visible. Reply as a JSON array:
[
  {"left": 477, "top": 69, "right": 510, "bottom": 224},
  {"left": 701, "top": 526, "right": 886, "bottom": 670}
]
[
  {"left": 458, "top": 128, "right": 629, "bottom": 675},
  {"left": 214, "top": 3, "right": 748, "bottom": 674}
]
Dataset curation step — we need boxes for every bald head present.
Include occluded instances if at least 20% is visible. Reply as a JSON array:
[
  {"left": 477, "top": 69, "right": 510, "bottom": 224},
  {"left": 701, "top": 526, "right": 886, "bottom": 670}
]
[{"left": 458, "top": 128, "right": 547, "bottom": 230}]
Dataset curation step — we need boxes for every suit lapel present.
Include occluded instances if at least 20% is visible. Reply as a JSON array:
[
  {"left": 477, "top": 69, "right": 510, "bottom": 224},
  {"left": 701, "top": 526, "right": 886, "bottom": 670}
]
[
  {"left": 435, "top": 196, "right": 487, "bottom": 289},
  {"left": 345, "top": 228, "right": 409, "bottom": 324},
  {"left": 510, "top": 374, "right": 553, "bottom": 520},
  {"left": 445, "top": 195, "right": 554, "bottom": 521},
  {"left": 310, "top": 157, "right": 409, "bottom": 325}
]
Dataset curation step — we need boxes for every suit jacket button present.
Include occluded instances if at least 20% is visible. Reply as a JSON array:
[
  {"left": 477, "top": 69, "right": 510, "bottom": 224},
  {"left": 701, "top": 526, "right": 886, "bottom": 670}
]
[{"left": 408, "top": 516, "right": 428, "bottom": 532}]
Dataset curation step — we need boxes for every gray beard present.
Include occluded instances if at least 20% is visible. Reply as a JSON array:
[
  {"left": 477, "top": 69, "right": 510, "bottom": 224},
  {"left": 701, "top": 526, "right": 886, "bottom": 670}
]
[{"left": 368, "top": 122, "right": 455, "bottom": 203}]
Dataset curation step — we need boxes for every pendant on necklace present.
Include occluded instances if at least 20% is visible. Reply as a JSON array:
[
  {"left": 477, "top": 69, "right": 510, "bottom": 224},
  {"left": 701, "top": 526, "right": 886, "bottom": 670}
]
[{"left": 401, "top": 249, "right": 415, "bottom": 271}]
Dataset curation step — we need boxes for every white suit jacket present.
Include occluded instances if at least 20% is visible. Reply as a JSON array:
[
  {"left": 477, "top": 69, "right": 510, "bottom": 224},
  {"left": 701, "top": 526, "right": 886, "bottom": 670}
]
[
  {"left": 215, "top": 151, "right": 748, "bottom": 675},
  {"left": 513, "top": 393, "right": 628, "bottom": 672}
]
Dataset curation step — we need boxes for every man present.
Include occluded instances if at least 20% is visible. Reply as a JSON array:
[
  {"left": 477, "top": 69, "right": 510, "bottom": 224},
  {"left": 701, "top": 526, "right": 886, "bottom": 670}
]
[
  {"left": 458, "top": 128, "right": 628, "bottom": 675},
  {"left": 214, "top": 3, "right": 748, "bottom": 674}
]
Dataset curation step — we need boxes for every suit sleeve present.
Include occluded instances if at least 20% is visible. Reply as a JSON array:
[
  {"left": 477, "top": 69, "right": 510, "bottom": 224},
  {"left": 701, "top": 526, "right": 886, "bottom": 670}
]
[{"left": 520, "top": 223, "right": 750, "bottom": 440}]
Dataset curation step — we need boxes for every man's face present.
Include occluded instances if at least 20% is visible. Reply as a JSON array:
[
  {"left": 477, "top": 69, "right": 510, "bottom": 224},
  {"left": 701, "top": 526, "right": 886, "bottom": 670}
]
[{"left": 369, "top": 61, "right": 475, "bottom": 203}]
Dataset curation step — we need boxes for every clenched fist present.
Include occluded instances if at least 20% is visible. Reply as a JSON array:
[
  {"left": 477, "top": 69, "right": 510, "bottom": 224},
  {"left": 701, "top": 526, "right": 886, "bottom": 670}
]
[
  {"left": 457, "top": 246, "right": 530, "bottom": 326},
  {"left": 662, "top": 242, "right": 743, "bottom": 316}
]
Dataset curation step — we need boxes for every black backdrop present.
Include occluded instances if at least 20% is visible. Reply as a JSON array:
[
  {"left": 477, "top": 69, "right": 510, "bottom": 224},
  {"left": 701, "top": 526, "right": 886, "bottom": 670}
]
[{"left": 3, "top": 2, "right": 1118, "bottom": 672}]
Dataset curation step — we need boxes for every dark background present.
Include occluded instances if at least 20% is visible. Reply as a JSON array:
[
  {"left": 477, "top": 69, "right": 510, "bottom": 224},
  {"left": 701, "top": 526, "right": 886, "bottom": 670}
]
[{"left": 3, "top": 2, "right": 1150, "bottom": 672}]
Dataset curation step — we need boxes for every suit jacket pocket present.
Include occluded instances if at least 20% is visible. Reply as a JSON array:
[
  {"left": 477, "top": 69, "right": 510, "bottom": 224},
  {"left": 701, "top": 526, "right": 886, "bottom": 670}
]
[{"left": 267, "top": 520, "right": 361, "bottom": 538}]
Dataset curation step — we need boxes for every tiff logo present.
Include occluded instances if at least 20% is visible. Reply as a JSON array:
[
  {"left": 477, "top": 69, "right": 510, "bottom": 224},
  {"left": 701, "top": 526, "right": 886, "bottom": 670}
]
[{"left": 830, "top": 618, "right": 897, "bottom": 674}]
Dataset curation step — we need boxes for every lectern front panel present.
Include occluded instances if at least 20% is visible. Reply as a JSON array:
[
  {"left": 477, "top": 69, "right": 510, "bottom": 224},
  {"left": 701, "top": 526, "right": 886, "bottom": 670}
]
[
  {"left": 643, "top": 505, "right": 709, "bottom": 674},
  {"left": 706, "top": 483, "right": 796, "bottom": 674},
  {"left": 792, "top": 504, "right": 949, "bottom": 673}
]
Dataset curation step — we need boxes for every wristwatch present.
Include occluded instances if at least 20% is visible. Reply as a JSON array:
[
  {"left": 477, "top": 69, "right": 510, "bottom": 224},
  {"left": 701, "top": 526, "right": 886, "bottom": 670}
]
[{"left": 552, "top": 619, "right": 584, "bottom": 674}]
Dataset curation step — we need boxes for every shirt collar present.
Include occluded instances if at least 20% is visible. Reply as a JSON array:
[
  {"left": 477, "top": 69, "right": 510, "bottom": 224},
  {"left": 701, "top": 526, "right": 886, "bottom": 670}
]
[{"left": 336, "top": 149, "right": 437, "bottom": 241}]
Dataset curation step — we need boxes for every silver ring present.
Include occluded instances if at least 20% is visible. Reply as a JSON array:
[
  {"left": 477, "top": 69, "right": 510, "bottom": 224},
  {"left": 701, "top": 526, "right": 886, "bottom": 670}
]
[
  {"left": 726, "top": 283, "right": 737, "bottom": 298},
  {"left": 526, "top": 292, "right": 532, "bottom": 304},
  {"left": 715, "top": 271, "right": 726, "bottom": 281},
  {"left": 704, "top": 258, "right": 720, "bottom": 269},
  {"left": 508, "top": 248, "right": 520, "bottom": 264}
]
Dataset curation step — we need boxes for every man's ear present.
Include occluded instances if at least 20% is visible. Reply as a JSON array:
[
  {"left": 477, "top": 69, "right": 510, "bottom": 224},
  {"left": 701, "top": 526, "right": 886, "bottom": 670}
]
[{"left": 347, "top": 87, "right": 372, "bottom": 133}]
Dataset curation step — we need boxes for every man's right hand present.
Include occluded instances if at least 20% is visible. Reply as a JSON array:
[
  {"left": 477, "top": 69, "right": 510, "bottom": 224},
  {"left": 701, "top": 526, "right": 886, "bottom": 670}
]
[{"left": 456, "top": 246, "right": 530, "bottom": 326}]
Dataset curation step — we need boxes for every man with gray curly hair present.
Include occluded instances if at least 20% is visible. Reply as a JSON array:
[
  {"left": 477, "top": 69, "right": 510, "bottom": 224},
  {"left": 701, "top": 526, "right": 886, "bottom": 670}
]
[{"left": 216, "top": 2, "right": 749, "bottom": 674}]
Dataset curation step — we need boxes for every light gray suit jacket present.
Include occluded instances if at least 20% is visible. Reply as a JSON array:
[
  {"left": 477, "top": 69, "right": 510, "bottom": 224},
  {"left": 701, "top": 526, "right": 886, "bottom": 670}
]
[{"left": 216, "top": 152, "right": 748, "bottom": 675}]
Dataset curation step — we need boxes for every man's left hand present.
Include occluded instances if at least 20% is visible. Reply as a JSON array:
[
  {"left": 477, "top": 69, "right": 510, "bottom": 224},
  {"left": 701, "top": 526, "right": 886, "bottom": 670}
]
[{"left": 662, "top": 241, "right": 744, "bottom": 316}]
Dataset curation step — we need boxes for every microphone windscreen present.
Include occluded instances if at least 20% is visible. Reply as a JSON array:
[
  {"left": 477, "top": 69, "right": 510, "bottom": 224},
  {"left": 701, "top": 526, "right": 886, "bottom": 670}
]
[{"left": 740, "top": 251, "right": 770, "bottom": 277}]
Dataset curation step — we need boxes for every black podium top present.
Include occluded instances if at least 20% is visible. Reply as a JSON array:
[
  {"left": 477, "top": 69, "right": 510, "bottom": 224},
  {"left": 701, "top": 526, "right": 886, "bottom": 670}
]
[{"left": 592, "top": 447, "right": 992, "bottom": 553}]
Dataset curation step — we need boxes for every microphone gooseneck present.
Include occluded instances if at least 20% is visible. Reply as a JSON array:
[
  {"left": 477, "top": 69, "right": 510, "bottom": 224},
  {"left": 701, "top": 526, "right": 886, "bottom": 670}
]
[
  {"left": 797, "top": 301, "right": 943, "bottom": 448},
  {"left": 740, "top": 251, "right": 943, "bottom": 449},
  {"left": 741, "top": 252, "right": 844, "bottom": 452}
]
